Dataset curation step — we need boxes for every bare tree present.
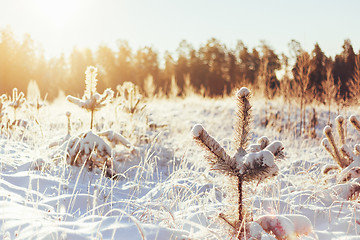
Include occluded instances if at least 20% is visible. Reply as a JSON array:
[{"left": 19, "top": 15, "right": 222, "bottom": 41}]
[
  {"left": 295, "top": 52, "right": 312, "bottom": 135},
  {"left": 322, "top": 65, "right": 338, "bottom": 125},
  {"left": 280, "top": 53, "right": 295, "bottom": 133}
]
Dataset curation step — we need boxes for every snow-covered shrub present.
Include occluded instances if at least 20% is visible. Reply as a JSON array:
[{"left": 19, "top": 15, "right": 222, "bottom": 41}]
[
  {"left": 51, "top": 129, "right": 137, "bottom": 179},
  {"left": 7, "top": 88, "right": 26, "bottom": 122},
  {"left": 116, "top": 81, "right": 145, "bottom": 115},
  {"left": 66, "top": 66, "right": 114, "bottom": 129},
  {"left": 192, "top": 87, "right": 284, "bottom": 237},
  {"left": 0, "top": 89, "right": 31, "bottom": 138},
  {"left": 322, "top": 115, "right": 360, "bottom": 183}
]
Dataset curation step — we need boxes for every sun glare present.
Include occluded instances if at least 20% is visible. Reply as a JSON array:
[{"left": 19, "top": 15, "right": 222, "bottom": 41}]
[{"left": 33, "top": 0, "right": 79, "bottom": 27}]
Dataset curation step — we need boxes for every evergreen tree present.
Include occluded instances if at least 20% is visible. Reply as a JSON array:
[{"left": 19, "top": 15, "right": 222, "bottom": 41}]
[
  {"left": 175, "top": 40, "right": 191, "bottom": 94},
  {"left": 116, "top": 40, "right": 134, "bottom": 85},
  {"left": 96, "top": 45, "right": 117, "bottom": 90},
  {"left": 260, "top": 41, "right": 281, "bottom": 99},
  {"left": 309, "top": 43, "right": 327, "bottom": 101},
  {"left": 333, "top": 39, "right": 356, "bottom": 100},
  {"left": 199, "top": 38, "right": 228, "bottom": 96},
  {"left": 134, "top": 46, "right": 159, "bottom": 91}
]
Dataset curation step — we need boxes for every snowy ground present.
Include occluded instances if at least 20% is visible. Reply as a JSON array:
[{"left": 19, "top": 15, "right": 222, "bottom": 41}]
[{"left": 1, "top": 94, "right": 360, "bottom": 239}]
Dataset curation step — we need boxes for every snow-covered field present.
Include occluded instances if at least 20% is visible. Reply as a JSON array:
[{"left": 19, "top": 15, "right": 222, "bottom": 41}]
[{"left": 1, "top": 94, "right": 360, "bottom": 239}]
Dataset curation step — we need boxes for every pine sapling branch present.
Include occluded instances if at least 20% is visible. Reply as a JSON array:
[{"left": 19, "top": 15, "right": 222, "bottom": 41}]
[
  {"left": 192, "top": 124, "right": 236, "bottom": 175},
  {"left": 234, "top": 87, "right": 252, "bottom": 155},
  {"left": 340, "top": 144, "right": 355, "bottom": 164},
  {"left": 322, "top": 138, "right": 336, "bottom": 160},
  {"left": 350, "top": 115, "right": 360, "bottom": 133},
  {"left": 355, "top": 144, "right": 360, "bottom": 155},
  {"left": 336, "top": 115, "right": 345, "bottom": 146},
  {"left": 323, "top": 126, "right": 347, "bottom": 168}
]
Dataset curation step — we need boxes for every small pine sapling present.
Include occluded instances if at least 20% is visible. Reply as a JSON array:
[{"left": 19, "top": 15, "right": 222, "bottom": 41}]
[
  {"left": 8, "top": 88, "right": 26, "bottom": 122},
  {"left": 192, "top": 87, "right": 284, "bottom": 237},
  {"left": 322, "top": 115, "right": 360, "bottom": 182},
  {"left": 67, "top": 66, "right": 114, "bottom": 129},
  {"left": 116, "top": 81, "right": 145, "bottom": 115}
]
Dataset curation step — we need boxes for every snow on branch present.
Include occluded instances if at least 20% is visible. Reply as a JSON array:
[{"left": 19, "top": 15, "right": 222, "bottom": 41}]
[
  {"left": 99, "top": 130, "right": 132, "bottom": 149},
  {"left": 192, "top": 124, "right": 236, "bottom": 175},
  {"left": 234, "top": 87, "right": 252, "bottom": 154}
]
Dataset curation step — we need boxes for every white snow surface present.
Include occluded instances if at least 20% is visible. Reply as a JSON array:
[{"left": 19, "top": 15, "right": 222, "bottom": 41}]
[{"left": 1, "top": 95, "right": 360, "bottom": 239}]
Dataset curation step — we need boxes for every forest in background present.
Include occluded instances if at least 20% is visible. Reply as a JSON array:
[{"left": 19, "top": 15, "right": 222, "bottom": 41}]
[{"left": 0, "top": 28, "right": 360, "bottom": 105}]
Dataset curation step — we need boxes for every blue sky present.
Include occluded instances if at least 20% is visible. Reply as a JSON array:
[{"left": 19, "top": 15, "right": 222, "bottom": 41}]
[{"left": 0, "top": 0, "right": 359, "bottom": 59}]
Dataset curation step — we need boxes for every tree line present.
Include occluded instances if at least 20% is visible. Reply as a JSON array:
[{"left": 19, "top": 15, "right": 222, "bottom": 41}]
[{"left": 0, "top": 29, "right": 359, "bottom": 104}]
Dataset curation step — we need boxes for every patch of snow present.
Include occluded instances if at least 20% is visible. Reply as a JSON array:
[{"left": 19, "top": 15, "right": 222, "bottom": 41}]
[
  {"left": 191, "top": 124, "right": 204, "bottom": 137},
  {"left": 237, "top": 87, "right": 250, "bottom": 98}
]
